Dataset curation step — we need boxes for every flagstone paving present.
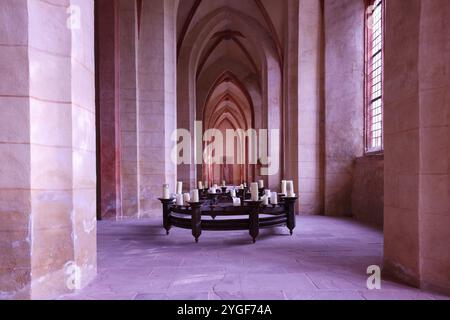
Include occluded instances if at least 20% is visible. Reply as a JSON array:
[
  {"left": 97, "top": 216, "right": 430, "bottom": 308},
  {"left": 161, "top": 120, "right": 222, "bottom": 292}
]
[{"left": 61, "top": 216, "right": 449, "bottom": 300}]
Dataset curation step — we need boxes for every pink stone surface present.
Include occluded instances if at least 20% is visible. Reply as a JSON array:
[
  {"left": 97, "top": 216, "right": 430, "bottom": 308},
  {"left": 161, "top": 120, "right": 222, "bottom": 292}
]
[
  {"left": 383, "top": 0, "right": 450, "bottom": 294},
  {"left": 352, "top": 155, "right": 384, "bottom": 227},
  {"left": 62, "top": 216, "right": 448, "bottom": 300},
  {"left": 2, "top": 0, "right": 450, "bottom": 301},
  {"left": 0, "top": 0, "right": 97, "bottom": 299},
  {"left": 324, "top": 0, "right": 365, "bottom": 217}
]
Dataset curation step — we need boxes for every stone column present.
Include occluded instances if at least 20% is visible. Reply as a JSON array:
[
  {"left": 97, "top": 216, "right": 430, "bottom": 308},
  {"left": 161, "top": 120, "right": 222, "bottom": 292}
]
[
  {"left": 137, "top": 0, "right": 177, "bottom": 217},
  {"left": 0, "top": 0, "right": 32, "bottom": 300},
  {"left": 0, "top": 0, "right": 96, "bottom": 299},
  {"left": 298, "top": 0, "right": 325, "bottom": 215},
  {"left": 284, "top": 0, "right": 324, "bottom": 214},
  {"left": 118, "top": 0, "right": 139, "bottom": 218},
  {"left": 416, "top": 0, "right": 450, "bottom": 295},
  {"left": 384, "top": 0, "right": 450, "bottom": 294},
  {"left": 383, "top": 0, "right": 421, "bottom": 287},
  {"left": 96, "top": 0, "right": 121, "bottom": 219},
  {"left": 70, "top": 0, "right": 97, "bottom": 290}
]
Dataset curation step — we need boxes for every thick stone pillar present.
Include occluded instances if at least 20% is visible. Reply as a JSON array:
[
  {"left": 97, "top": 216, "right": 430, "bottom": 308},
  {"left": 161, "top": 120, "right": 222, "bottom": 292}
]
[
  {"left": 284, "top": 0, "right": 324, "bottom": 215},
  {"left": 96, "top": 0, "right": 121, "bottom": 219},
  {"left": 0, "top": 0, "right": 32, "bottom": 300},
  {"left": 383, "top": 0, "right": 421, "bottom": 287},
  {"left": 70, "top": 0, "right": 97, "bottom": 289},
  {"left": 117, "top": 0, "right": 139, "bottom": 218},
  {"left": 324, "top": 0, "right": 364, "bottom": 216},
  {"left": 417, "top": 0, "right": 450, "bottom": 295},
  {"left": 137, "top": 0, "right": 177, "bottom": 217},
  {"left": 283, "top": 0, "right": 300, "bottom": 205},
  {"left": 298, "top": 0, "right": 325, "bottom": 215},
  {"left": 0, "top": 0, "right": 96, "bottom": 299},
  {"left": 384, "top": 0, "right": 450, "bottom": 294}
]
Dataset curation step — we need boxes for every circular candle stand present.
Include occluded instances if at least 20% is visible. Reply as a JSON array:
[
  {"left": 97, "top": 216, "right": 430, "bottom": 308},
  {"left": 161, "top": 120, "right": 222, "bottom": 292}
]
[{"left": 159, "top": 195, "right": 298, "bottom": 243}]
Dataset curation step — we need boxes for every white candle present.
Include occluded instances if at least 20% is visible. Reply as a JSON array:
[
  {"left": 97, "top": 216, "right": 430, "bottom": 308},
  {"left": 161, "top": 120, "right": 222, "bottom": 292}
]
[
  {"left": 162, "top": 184, "right": 170, "bottom": 199},
  {"left": 191, "top": 189, "right": 199, "bottom": 203},
  {"left": 209, "top": 187, "right": 217, "bottom": 194},
  {"left": 259, "top": 180, "right": 264, "bottom": 189},
  {"left": 183, "top": 193, "right": 191, "bottom": 204},
  {"left": 264, "top": 189, "right": 271, "bottom": 197},
  {"left": 177, "top": 181, "right": 183, "bottom": 194},
  {"left": 250, "top": 182, "right": 259, "bottom": 201},
  {"left": 281, "top": 180, "right": 287, "bottom": 195},
  {"left": 198, "top": 181, "right": 203, "bottom": 189},
  {"left": 176, "top": 194, "right": 184, "bottom": 206},
  {"left": 270, "top": 192, "right": 278, "bottom": 205},
  {"left": 240, "top": 184, "right": 244, "bottom": 189},
  {"left": 205, "top": 181, "right": 209, "bottom": 188},
  {"left": 222, "top": 180, "right": 226, "bottom": 187},
  {"left": 262, "top": 195, "right": 269, "bottom": 206},
  {"left": 230, "top": 189, "right": 236, "bottom": 198},
  {"left": 244, "top": 183, "right": 247, "bottom": 188},
  {"left": 233, "top": 197, "right": 241, "bottom": 207},
  {"left": 287, "top": 180, "right": 295, "bottom": 197}
]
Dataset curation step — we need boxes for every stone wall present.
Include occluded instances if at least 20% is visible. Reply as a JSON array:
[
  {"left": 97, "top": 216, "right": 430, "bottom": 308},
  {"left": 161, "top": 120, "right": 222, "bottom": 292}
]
[
  {"left": 351, "top": 155, "right": 384, "bottom": 227},
  {"left": 324, "top": 0, "right": 365, "bottom": 217}
]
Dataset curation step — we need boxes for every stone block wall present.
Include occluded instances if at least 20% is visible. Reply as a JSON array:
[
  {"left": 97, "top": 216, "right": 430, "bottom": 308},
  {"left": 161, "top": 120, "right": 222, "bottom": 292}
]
[
  {"left": 352, "top": 155, "right": 384, "bottom": 227},
  {"left": 324, "top": 0, "right": 365, "bottom": 217},
  {"left": 0, "top": 0, "right": 96, "bottom": 299}
]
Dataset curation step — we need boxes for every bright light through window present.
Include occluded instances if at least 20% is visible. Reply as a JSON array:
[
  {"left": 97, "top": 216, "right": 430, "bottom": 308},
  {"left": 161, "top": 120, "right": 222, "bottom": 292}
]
[{"left": 366, "top": 0, "right": 384, "bottom": 153}]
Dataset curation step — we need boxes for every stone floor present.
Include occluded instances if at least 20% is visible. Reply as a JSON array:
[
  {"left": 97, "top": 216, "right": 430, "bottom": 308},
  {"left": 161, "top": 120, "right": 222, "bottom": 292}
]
[{"left": 63, "top": 216, "right": 449, "bottom": 300}]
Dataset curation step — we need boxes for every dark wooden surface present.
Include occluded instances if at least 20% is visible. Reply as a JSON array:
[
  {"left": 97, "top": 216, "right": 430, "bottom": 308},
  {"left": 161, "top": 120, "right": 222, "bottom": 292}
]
[{"left": 159, "top": 193, "right": 298, "bottom": 243}]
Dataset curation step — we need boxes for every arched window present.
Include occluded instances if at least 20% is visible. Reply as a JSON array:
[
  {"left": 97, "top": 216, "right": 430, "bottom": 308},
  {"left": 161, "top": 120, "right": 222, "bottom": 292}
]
[{"left": 365, "top": 0, "right": 384, "bottom": 153}]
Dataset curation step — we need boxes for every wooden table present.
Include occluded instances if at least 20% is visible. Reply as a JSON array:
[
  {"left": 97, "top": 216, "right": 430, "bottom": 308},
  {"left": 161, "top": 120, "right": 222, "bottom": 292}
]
[{"left": 159, "top": 196, "right": 298, "bottom": 243}]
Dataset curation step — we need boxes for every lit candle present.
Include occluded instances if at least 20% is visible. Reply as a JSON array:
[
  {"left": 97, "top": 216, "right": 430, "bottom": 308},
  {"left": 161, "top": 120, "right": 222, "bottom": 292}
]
[
  {"left": 259, "top": 180, "right": 264, "bottom": 189},
  {"left": 233, "top": 197, "right": 241, "bottom": 207},
  {"left": 198, "top": 181, "right": 203, "bottom": 190},
  {"left": 250, "top": 183, "right": 259, "bottom": 201},
  {"left": 281, "top": 180, "right": 287, "bottom": 195},
  {"left": 287, "top": 180, "right": 295, "bottom": 197},
  {"left": 270, "top": 192, "right": 278, "bottom": 205},
  {"left": 183, "top": 193, "right": 191, "bottom": 204},
  {"left": 222, "top": 180, "right": 226, "bottom": 187},
  {"left": 176, "top": 194, "right": 184, "bottom": 206},
  {"left": 191, "top": 189, "right": 199, "bottom": 203},
  {"left": 262, "top": 195, "right": 269, "bottom": 206},
  {"left": 177, "top": 181, "right": 183, "bottom": 194},
  {"left": 162, "top": 184, "right": 170, "bottom": 199},
  {"left": 240, "top": 184, "right": 244, "bottom": 189}
]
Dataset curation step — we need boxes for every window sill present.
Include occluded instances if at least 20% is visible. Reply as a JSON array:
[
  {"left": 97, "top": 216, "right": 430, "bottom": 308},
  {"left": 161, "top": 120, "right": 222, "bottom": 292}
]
[{"left": 361, "top": 152, "right": 384, "bottom": 160}]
